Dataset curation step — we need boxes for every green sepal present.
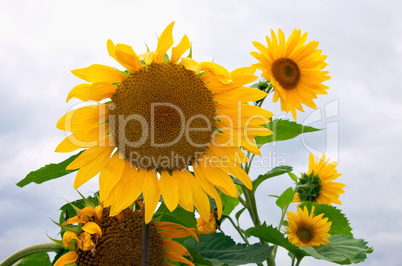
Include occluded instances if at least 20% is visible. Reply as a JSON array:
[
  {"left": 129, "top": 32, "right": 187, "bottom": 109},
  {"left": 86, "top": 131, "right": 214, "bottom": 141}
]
[
  {"left": 47, "top": 234, "right": 64, "bottom": 248},
  {"left": 16, "top": 151, "right": 83, "bottom": 187},
  {"left": 252, "top": 165, "right": 293, "bottom": 192},
  {"left": 255, "top": 119, "right": 321, "bottom": 147},
  {"left": 288, "top": 172, "right": 298, "bottom": 182}
]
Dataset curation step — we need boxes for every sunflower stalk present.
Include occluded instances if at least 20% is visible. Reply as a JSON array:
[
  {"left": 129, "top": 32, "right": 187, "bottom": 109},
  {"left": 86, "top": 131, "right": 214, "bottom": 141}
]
[
  {"left": 141, "top": 212, "right": 151, "bottom": 266},
  {"left": 222, "top": 214, "right": 250, "bottom": 245},
  {"left": 0, "top": 242, "right": 63, "bottom": 266}
]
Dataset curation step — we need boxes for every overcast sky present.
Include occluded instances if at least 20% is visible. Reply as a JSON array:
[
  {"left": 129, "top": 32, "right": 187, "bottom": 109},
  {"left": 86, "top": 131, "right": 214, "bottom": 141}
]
[{"left": 1, "top": 0, "right": 401, "bottom": 265}]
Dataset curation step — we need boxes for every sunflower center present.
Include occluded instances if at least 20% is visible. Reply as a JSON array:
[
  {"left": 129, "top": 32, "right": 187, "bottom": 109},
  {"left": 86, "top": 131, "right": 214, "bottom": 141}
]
[
  {"left": 76, "top": 208, "right": 164, "bottom": 266},
  {"left": 110, "top": 63, "right": 216, "bottom": 170},
  {"left": 297, "top": 227, "right": 314, "bottom": 243},
  {"left": 271, "top": 58, "right": 300, "bottom": 90},
  {"left": 296, "top": 172, "right": 322, "bottom": 202}
]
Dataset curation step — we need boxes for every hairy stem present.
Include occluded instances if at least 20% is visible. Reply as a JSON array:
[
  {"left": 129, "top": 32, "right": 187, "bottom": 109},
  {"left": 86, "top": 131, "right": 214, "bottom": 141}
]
[
  {"left": 223, "top": 215, "right": 250, "bottom": 245},
  {"left": 0, "top": 242, "right": 63, "bottom": 266}
]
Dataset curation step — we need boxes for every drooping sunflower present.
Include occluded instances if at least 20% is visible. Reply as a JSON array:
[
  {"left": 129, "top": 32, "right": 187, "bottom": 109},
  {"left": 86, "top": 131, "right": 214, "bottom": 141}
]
[
  {"left": 56, "top": 22, "right": 273, "bottom": 223},
  {"left": 251, "top": 29, "right": 330, "bottom": 120},
  {"left": 294, "top": 153, "right": 345, "bottom": 205},
  {"left": 55, "top": 205, "right": 198, "bottom": 266},
  {"left": 196, "top": 210, "right": 217, "bottom": 235},
  {"left": 286, "top": 206, "right": 332, "bottom": 247}
]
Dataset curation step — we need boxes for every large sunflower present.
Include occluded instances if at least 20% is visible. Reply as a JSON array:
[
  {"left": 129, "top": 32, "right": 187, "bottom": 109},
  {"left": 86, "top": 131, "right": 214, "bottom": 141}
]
[
  {"left": 294, "top": 153, "right": 345, "bottom": 205},
  {"left": 251, "top": 29, "right": 330, "bottom": 120},
  {"left": 286, "top": 206, "right": 332, "bottom": 247},
  {"left": 55, "top": 205, "right": 198, "bottom": 266},
  {"left": 56, "top": 22, "right": 273, "bottom": 223}
]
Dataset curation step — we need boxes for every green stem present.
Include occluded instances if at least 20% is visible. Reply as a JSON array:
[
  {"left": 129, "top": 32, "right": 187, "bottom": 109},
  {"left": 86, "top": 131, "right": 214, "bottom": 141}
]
[
  {"left": 0, "top": 242, "right": 63, "bottom": 266},
  {"left": 295, "top": 258, "right": 303, "bottom": 266},
  {"left": 223, "top": 215, "right": 250, "bottom": 245}
]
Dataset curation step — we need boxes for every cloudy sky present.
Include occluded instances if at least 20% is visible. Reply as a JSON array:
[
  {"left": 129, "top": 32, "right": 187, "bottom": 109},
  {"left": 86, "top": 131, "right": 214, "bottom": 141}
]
[{"left": 1, "top": 0, "right": 401, "bottom": 265}]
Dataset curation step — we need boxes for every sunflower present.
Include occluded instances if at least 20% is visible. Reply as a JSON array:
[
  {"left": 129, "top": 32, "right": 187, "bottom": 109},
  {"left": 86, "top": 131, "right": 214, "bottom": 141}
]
[
  {"left": 251, "top": 29, "right": 330, "bottom": 120},
  {"left": 56, "top": 22, "right": 273, "bottom": 223},
  {"left": 294, "top": 153, "right": 345, "bottom": 205},
  {"left": 55, "top": 205, "right": 198, "bottom": 266},
  {"left": 286, "top": 206, "right": 332, "bottom": 247},
  {"left": 197, "top": 210, "right": 217, "bottom": 234}
]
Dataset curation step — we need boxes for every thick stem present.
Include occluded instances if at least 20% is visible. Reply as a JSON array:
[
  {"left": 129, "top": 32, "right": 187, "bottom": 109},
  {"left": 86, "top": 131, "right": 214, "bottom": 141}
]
[
  {"left": 0, "top": 242, "right": 63, "bottom": 266},
  {"left": 141, "top": 213, "right": 151, "bottom": 266}
]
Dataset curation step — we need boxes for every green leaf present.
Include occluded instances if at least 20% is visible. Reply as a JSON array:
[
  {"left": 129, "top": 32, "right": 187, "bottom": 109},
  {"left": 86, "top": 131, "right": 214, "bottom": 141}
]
[
  {"left": 276, "top": 187, "right": 294, "bottom": 209},
  {"left": 17, "top": 151, "right": 83, "bottom": 187},
  {"left": 17, "top": 253, "right": 52, "bottom": 266},
  {"left": 300, "top": 202, "right": 353, "bottom": 237},
  {"left": 186, "top": 247, "right": 213, "bottom": 266},
  {"left": 220, "top": 193, "right": 240, "bottom": 216},
  {"left": 185, "top": 232, "right": 272, "bottom": 265},
  {"left": 252, "top": 165, "right": 293, "bottom": 192},
  {"left": 288, "top": 172, "right": 298, "bottom": 182},
  {"left": 246, "top": 223, "right": 308, "bottom": 259},
  {"left": 235, "top": 207, "right": 246, "bottom": 222},
  {"left": 300, "top": 235, "right": 372, "bottom": 264},
  {"left": 153, "top": 203, "right": 196, "bottom": 229},
  {"left": 255, "top": 119, "right": 321, "bottom": 147}
]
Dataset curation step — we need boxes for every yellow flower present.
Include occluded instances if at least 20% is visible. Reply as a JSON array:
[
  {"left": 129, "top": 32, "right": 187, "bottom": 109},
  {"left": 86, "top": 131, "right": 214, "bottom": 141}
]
[
  {"left": 294, "top": 153, "right": 345, "bottom": 205},
  {"left": 55, "top": 206, "right": 198, "bottom": 266},
  {"left": 197, "top": 210, "right": 217, "bottom": 234},
  {"left": 56, "top": 22, "right": 273, "bottom": 223},
  {"left": 251, "top": 29, "right": 330, "bottom": 120},
  {"left": 286, "top": 206, "right": 332, "bottom": 247}
]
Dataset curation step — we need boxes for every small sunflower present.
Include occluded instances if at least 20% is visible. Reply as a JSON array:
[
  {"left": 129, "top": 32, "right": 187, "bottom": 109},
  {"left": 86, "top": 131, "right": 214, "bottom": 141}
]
[
  {"left": 286, "top": 206, "right": 332, "bottom": 247},
  {"left": 55, "top": 205, "right": 198, "bottom": 266},
  {"left": 294, "top": 153, "right": 345, "bottom": 205},
  {"left": 251, "top": 29, "right": 330, "bottom": 120},
  {"left": 56, "top": 22, "right": 273, "bottom": 223},
  {"left": 197, "top": 210, "right": 217, "bottom": 234}
]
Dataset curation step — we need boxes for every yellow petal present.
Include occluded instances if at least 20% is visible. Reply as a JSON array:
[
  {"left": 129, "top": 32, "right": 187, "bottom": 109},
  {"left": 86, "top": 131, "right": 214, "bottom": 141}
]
[
  {"left": 198, "top": 158, "right": 238, "bottom": 197},
  {"left": 159, "top": 170, "right": 179, "bottom": 212},
  {"left": 181, "top": 57, "right": 201, "bottom": 73},
  {"left": 200, "top": 62, "right": 232, "bottom": 84},
  {"left": 170, "top": 35, "right": 190, "bottom": 64},
  {"left": 177, "top": 170, "right": 210, "bottom": 221},
  {"left": 54, "top": 252, "right": 78, "bottom": 266},
  {"left": 67, "top": 82, "right": 117, "bottom": 102},
  {"left": 62, "top": 231, "right": 81, "bottom": 248},
  {"left": 156, "top": 21, "right": 175, "bottom": 63},
  {"left": 82, "top": 222, "right": 102, "bottom": 237},
  {"left": 99, "top": 154, "right": 125, "bottom": 203},
  {"left": 154, "top": 221, "right": 198, "bottom": 240},
  {"left": 115, "top": 43, "right": 142, "bottom": 72},
  {"left": 192, "top": 162, "right": 223, "bottom": 218},
  {"left": 213, "top": 87, "right": 267, "bottom": 103},
  {"left": 56, "top": 104, "right": 109, "bottom": 133},
  {"left": 109, "top": 166, "right": 146, "bottom": 215},
  {"left": 162, "top": 239, "right": 189, "bottom": 255},
  {"left": 164, "top": 251, "right": 195, "bottom": 266},
  {"left": 139, "top": 52, "right": 156, "bottom": 65},
  {"left": 142, "top": 170, "right": 161, "bottom": 224},
  {"left": 71, "top": 64, "right": 126, "bottom": 83},
  {"left": 172, "top": 170, "right": 193, "bottom": 213}
]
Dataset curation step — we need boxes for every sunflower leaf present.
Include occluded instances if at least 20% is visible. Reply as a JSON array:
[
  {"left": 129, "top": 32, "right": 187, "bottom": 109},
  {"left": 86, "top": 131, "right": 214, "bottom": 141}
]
[
  {"left": 16, "top": 151, "right": 83, "bottom": 187},
  {"left": 300, "top": 235, "right": 373, "bottom": 264},
  {"left": 246, "top": 223, "right": 308, "bottom": 259},
  {"left": 185, "top": 232, "right": 272, "bottom": 265},
  {"left": 299, "top": 202, "right": 353, "bottom": 237},
  {"left": 153, "top": 203, "right": 196, "bottom": 229},
  {"left": 255, "top": 119, "right": 321, "bottom": 147},
  {"left": 276, "top": 187, "right": 294, "bottom": 209},
  {"left": 220, "top": 193, "right": 240, "bottom": 216},
  {"left": 252, "top": 165, "right": 293, "bottom": 192}
]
